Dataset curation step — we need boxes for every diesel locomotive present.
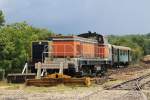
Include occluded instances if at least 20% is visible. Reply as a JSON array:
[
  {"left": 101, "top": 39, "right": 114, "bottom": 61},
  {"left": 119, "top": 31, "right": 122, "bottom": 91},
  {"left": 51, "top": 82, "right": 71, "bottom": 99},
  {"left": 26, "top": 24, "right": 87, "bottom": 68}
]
[{"left": 31, "top": 32, "right": 131, "bottom": 77}]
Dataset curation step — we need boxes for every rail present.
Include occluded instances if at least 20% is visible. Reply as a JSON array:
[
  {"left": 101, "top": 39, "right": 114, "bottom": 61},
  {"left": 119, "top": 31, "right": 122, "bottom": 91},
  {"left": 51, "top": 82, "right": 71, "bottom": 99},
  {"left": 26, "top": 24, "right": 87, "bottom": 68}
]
[{"left": 77, "top": 73, "right": 150, "bottom": 100}]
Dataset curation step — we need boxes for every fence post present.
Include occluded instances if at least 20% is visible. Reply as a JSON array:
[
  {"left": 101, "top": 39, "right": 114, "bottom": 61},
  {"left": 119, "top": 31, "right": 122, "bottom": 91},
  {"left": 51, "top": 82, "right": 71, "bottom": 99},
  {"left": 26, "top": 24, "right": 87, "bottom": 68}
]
[
  {"left": 0, "top": 69, "right": 5, "bottom": 81},
  {"left": 2, "top": 69, "right": 5, "bottom": 81}
]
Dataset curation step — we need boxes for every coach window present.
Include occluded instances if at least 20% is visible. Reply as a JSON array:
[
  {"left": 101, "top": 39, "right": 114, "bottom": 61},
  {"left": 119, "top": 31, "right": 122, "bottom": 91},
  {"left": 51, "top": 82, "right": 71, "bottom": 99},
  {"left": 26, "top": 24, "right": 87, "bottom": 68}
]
[
  {"left": 121, "top": 50, "right": 123, "bottom": 56},
  {"left": 123, "top": 50, "right": 125, "bottom": 55},
  {"left": 124, "top": 50, "right": 127, "bottom": 55},
  {"left": 126, "top": 50, "right": 128, "bottom": 55},
  {"left": 123, "top": 50, "right": 125, "bottom": 56},
  {"left": 114, "top": 49, "right": 117, "bottom": 55},
  {"left": 125, "top": 51, "right": 127, "bottom": 55},
  {"left": 120, "top": 50, "right": 122, "bottom": 55}
]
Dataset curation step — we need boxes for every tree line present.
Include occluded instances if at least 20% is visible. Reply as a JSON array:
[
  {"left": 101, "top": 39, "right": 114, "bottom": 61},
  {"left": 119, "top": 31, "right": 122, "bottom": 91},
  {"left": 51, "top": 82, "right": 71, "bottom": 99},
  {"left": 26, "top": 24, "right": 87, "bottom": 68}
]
[
  {"left": 0, "top": 10, "right": 53, "bottom": 74},
  {"left": 0, "top": 10, "right": 150, "bottom": 74}
]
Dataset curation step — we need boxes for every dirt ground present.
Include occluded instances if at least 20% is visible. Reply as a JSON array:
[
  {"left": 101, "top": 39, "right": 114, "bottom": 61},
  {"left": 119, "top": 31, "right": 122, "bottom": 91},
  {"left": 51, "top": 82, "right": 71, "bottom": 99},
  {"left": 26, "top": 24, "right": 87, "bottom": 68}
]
[{"left": 1, "top": 63, "right": 150, "bottom": 100}]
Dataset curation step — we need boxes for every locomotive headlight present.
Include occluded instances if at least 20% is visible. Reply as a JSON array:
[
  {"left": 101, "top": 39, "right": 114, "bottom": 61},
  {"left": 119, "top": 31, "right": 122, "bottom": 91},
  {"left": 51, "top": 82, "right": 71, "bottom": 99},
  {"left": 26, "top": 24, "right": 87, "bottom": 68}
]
[{"left": 39, "top": 42, "right": 42, "bottom": 45}]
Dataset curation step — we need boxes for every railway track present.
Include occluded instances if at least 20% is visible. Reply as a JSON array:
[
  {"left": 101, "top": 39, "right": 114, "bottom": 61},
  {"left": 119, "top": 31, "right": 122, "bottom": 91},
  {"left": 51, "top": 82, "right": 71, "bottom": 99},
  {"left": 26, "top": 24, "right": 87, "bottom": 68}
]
[
  {"left": 78, "top": 73, "right": 150, "bottom": 100},
  {"left": 107, "top": 73, "right": 150, "bottom": 90}
]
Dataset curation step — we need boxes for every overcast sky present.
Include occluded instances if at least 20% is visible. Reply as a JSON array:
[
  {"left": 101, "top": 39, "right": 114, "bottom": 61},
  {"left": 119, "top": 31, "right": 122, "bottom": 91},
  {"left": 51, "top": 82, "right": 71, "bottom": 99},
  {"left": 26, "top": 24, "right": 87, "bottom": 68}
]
[{"left": 0, "top": 0, "right": 150, "bottom": 35}]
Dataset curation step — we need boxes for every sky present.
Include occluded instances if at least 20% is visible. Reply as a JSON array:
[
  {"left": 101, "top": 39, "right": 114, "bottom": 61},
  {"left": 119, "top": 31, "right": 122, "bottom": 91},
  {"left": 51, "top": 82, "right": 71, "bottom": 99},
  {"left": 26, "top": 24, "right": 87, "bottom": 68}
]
[{"left": 0, "top": 0, "right": 150, "bottom": 35}]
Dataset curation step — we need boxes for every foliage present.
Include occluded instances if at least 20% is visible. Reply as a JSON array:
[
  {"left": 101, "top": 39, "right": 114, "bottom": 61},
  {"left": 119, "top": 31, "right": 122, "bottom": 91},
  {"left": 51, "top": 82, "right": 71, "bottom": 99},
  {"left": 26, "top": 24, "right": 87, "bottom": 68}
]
[
  {"left": 0, "top": 22, "right": 53, "bottom": 73},
  {"left": 0, "top": 10, "right": 5, "bottom": 27}
]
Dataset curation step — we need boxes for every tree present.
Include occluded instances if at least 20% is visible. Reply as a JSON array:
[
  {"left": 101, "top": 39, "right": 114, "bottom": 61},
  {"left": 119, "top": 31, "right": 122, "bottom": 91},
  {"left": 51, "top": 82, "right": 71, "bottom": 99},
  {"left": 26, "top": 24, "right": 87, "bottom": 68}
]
[
  {"left": 0, "top": 22, "right": 53, "bottom": 74},
  {"left": 0, "top": 10, "right": 5, "bottom": 27}
]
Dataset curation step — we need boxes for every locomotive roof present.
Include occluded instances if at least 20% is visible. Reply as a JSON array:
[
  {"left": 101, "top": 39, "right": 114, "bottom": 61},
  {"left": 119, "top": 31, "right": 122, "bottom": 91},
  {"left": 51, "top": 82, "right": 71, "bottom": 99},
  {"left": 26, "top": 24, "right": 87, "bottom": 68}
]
[
  {"left": 49, "top": 35, "right": 76, "bottom": 38},
  {"left": 50, "top": 35, "right": 98, "bottom": 43},
  {"left": 77, "top": 31, "right": 103, "bottom": 38},
  {"left": 50, "top": 31, "right": 103, "bottom": 38},
  {"left": 49, "top": 32, "right": 105, "bottom": 44},
  {"left": 112, "top": 45, "right": 131, "bottom": 50}
]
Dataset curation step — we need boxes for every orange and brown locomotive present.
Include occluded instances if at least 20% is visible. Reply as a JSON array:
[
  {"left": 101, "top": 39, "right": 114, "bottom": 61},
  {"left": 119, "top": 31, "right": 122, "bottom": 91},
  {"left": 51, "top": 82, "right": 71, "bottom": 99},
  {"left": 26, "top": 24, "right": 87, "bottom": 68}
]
[{"left": 31, "top": 32, "right": 131, "bottom": 77}]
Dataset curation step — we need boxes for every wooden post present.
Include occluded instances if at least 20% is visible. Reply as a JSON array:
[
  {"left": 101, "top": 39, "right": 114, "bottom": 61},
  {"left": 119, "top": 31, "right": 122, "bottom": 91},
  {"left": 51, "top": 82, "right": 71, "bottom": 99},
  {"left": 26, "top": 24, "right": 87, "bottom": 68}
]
[
  {"left": 0, "top": 69, "right": 5, "bottom": 81},
  {"left": 26, "top": 63, "right": 28, "bottom": 74},
  {"left": 2, "top": 69, "right": 5, "bottom": 81},
  {"left": 59, "top": 62, "right": 64, "bottom": 74},
  {"left": 36, "top": 62, "right": 41, "bottom": 79}
]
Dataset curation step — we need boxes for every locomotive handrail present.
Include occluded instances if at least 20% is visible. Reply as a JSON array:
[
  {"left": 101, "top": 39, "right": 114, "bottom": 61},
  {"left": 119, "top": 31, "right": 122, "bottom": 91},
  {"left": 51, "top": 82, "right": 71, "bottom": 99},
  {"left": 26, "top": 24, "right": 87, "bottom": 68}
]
[
  {"left": 41, "top": 44, "right": 108, "bottom": 63},
  {"left": 42, "top": 44, "right": 75, "bottom": 60},
  {"left": 42, "top": 45, "right": 49, "bottom": 63}
]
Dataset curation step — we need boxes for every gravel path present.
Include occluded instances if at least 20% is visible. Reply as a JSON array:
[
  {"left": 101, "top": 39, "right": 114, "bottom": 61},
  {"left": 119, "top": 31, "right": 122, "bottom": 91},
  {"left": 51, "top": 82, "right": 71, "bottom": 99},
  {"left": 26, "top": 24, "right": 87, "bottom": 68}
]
[{"left": 0, "top": 89, "right": 148, "bottom": 100}]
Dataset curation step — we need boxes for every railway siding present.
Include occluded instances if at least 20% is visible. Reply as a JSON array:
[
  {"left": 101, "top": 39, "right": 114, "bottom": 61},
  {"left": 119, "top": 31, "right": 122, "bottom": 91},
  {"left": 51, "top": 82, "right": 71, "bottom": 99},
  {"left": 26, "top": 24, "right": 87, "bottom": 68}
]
[{"left": 106, "top": 72, "right": 150, "bottom": 90}]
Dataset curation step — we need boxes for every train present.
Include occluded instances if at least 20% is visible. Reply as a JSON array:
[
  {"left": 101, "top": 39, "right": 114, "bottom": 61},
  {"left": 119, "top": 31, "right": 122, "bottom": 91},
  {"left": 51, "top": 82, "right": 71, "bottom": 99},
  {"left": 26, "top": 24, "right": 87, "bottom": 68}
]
[{"left": 31, "top": 32, "right": 131, "bottom": 77}]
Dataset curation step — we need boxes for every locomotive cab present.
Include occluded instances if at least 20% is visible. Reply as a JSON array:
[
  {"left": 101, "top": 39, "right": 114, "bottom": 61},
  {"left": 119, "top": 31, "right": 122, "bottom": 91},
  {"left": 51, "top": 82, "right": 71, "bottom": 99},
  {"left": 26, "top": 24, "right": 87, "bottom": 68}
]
[{"left": 32, "top": 41, "right": 48, "bottom": 63}]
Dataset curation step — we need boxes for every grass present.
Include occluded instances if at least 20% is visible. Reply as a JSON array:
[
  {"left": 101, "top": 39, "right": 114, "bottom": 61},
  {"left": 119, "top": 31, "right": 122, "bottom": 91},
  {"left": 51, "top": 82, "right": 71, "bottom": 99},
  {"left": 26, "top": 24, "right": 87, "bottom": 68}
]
[
  {"left": 24, "top": 84, "right": 101, "bottom": 93},
  {"left": 0, "top": 81, "right": 103, "bottom": 94},
  {"left": 0, "top": 81, "right": 24, "bottom": 90},
  {"left": 0, "top": 81, "right": 8, "bottom": 86}
]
